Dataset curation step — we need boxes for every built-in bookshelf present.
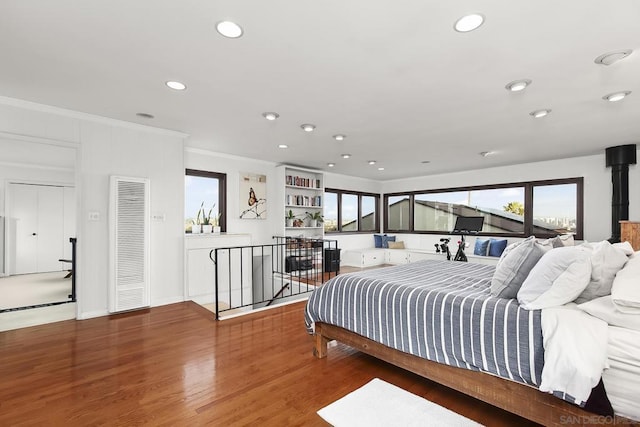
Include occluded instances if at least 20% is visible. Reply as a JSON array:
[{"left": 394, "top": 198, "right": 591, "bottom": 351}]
[{"left": 276, "top": 165, "right": 324, "bottom": 240}]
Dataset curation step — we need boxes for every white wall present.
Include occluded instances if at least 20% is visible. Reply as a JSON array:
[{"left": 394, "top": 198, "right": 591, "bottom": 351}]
[
  {"left": 0, "top": 97, "right": 186, "bottom": 319},
  {"left": 185, "top": 148, "right": 280, "bottom": 245},
  {"left": 79, "top": 123, "right": 185, "bottom": 317},
  {"left": 324, "top": 171, "right": 381, "bottom": 194}
]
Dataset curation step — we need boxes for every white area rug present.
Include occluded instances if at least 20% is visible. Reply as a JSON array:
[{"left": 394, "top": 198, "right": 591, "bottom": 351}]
[{"left": 318, "top": 378, "right": 483, "bottom": 427}]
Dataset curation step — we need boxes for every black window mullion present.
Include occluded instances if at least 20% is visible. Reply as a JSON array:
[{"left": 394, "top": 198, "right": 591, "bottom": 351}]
[{"left": 523, "top": 184, "right": 534, "bottom": 236}]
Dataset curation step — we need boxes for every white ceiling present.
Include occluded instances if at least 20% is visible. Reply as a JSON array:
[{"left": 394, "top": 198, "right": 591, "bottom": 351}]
[{"left": 1, "top": 1, "right": 639, "bottom": 180}]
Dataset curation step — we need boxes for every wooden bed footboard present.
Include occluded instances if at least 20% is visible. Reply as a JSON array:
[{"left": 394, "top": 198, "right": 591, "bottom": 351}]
[{"left": 313, "top": 322, "right": 634, "bottom": 427}]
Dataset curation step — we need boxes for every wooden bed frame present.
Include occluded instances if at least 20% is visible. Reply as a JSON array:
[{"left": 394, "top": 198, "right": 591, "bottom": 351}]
[{"left": 313, "top": 322, "right": 636, "bottom": 427}]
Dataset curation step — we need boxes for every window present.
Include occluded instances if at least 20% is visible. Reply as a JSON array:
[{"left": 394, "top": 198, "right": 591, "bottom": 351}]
[
  {"left": 532, "top": 183, "right": 578, "bottom": 235},
  {"left": 185, "top": 169, "right": 227, "bottom": 233},
  {"left": 387, "top": 195, "right": 411, "bottom": 231},
  {"left": 324, "top": 189, "right": 379, "bottom": 233},
  {"left": 361, "top": 195, "right": 377, "bottom": 232},
  {"left": 341, "top": 194, "right": 358, "bottom": 231},
  {"left": 385, "top": 178, "right": 583, "bottom": 239},
  {"left": 413, "top": 188, "right": 525, "bottom": 233}
]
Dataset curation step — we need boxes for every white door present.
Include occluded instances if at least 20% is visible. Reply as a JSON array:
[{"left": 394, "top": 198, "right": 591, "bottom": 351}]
[
  {"left": 12, "top": 184, "right": 39, "bottom": 274},
  {"left": 37, "top": 186, "right": 64, "bottom": 272},
  {"left": 10, "top": 183, "right": 66, "bottom": 274}
]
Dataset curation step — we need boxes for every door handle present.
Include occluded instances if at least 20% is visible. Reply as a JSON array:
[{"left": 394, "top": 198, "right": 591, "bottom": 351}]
[{"left": 32, "top": 233, "right": 37, "bottom": 236}]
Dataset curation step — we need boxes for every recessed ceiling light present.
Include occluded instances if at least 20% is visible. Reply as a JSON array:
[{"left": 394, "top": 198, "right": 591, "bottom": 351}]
[
  {"left": 378, "top": 167, "right": 385, "bottom": 171},
  {"left": 327, "top": 163, "right": 335, "bottom": 167},
  {"left": 278, "top": 144, "right": 288, "bottom": 149},
  {"left": 529, "top": 109, "right": 551, "bottom": 118},
  {"left": 301, "top": 124, "right": 316, "bottom": 132},
  {"left": 479, "top": 151, "right": 493, "bottom": 157},
  {"left": 136, "top": 112, "right": 154, "bottom": 119},
  {"left": 216, "top": 21, "right": 243, "bottom": 38},
  {"left": 262, "top": 112, "right": 279, "bottom": 120},
  {"left": 505, "top": 79, "right": 532, "bottom": 92},
  {"left": 603, "top": 91, "right": 631, "bottom": 102},
  {"left": 595, "top": 50, "right": 633, "bottom": 66},
  {"left": 333, "top": 134, "right": 346, "bottom": 141},
  {"left": 368, "top": 160, "right": 376, "bottom": 165},
  {"left": 454, "top": 14, "right": 484, "bottom": 32},
  {"left": 166, "top": 81, "right": 186, "bottom": 91},
  {"left": 341, "top": 154, "right": 351, "bottom": 159}
]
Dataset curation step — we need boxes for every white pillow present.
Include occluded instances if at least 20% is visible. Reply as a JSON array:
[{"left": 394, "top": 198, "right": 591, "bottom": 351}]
[
  {"left": 611, "top": 252, "right": 640, "bottom": 313},
  {"left": 612, "top": 241, "right": 635, "bottom": 256},
  {"left": 578, "top": 296, "right": 640, "bottom": 331},
  {"left": 575, "top": 241, "right": 629, "bottom": 304},
  {"left": 517, "top": 246, "right": 592, "bottom": 310}
]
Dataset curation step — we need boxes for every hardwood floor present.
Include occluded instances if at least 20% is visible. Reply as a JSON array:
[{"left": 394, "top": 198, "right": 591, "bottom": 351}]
[{"left": 0, "top": 301, "right": 538, "bottom": 426}]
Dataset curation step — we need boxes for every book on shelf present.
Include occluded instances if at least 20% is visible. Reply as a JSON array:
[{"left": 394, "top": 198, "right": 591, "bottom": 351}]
[
  {"left": 285, "top": 174, "right": 322, "bottom": 189},
  {"left": 285, "top": 194, "right": 322, "bottom": 207}
]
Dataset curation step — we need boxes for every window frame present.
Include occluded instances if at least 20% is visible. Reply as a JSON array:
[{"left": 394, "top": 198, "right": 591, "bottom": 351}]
[
  {"left": 384, "top": 177, "right": 583, "bottom": 239},
  {"left": 185, "top": 169, "right": 227, "bottom": 233},
  {"left": 324, "top": 188, "right": 380, "bottom": 234}
]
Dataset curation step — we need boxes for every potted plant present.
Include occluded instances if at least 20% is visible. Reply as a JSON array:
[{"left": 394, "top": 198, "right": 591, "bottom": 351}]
[
  {"left": 306, "top": 211, "right": 323, "bottom": 228},
  {"left": 212, "top": 213, "right": 222, "bottom": 234},
  {"left": 200, "top": 202, "right": 216, "bottom": 233},
  {"left": 285, "top": 209, "right": 296, "bottom": 227}
]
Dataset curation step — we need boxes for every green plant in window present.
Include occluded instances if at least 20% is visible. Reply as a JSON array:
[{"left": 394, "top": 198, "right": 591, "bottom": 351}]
[{"left": 197, "top": 202, "right": 216, "bottom": 225}]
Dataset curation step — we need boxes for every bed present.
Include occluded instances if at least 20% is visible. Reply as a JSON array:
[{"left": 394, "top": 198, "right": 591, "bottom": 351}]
[{"left": 305, "top": 252, "right": 640, "bottom": 426}]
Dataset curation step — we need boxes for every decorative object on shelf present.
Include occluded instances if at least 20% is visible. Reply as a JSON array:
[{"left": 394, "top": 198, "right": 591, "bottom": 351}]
[
  {"left": 286, "top": 209, "right": 296, "bottom": 227},
  {"left": 240, "top": 172, "right": 267, "bottom": 219},
  {"left": 306, "top": 211, "right": 324, "bottom": 228},
  {"left": 293, "top": 218, "right": 304, "bottom": 227}
]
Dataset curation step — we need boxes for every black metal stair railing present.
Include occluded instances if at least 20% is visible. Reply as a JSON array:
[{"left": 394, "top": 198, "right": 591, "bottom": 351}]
[{"left": 208, "top": 237, "right": 339, "bottom": 319}]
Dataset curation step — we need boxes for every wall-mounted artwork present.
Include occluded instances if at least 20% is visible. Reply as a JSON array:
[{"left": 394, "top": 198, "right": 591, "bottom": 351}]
[{"left": 239, "top": 172, "right": 267, "bottom": 219}]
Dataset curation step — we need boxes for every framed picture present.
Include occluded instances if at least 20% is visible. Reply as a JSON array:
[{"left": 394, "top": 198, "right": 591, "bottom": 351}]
[{"left": 239, "top": 172, "right": 267, "bottom": 219}]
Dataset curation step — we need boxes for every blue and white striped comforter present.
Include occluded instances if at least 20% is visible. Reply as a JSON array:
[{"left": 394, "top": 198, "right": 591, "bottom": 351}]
[{"left": 305, "top": 260, "right": 544, "bottom": 388}]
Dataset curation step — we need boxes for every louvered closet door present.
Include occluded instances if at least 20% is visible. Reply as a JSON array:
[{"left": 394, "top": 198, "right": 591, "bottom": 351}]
[{"left": 109, "top": 177, "right": 150, "bottom": 313}]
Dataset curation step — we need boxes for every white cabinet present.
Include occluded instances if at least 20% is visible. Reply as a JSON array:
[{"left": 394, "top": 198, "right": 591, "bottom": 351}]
[
  {"left": 276, "top": 165, "right": 324, "bottom": 240},
  {"left": 386, "top": 249, "right": 409, "bottom": 265},
  {"left": 342, "top": 249, "right": 386, "bottom": 268}
]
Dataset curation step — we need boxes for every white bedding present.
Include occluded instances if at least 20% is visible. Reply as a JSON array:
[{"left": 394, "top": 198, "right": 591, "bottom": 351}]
[
  {"left": 540, "top": 304, "right": 609, "bottom": 404},
  {"left": 602, "top": 326, "right": 640, "bottom": 421}
]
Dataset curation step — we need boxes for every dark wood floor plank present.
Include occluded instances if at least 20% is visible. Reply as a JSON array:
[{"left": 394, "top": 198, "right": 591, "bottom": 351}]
[{"left": 1, "top": 301, "right": 538, "bottom": 426}]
